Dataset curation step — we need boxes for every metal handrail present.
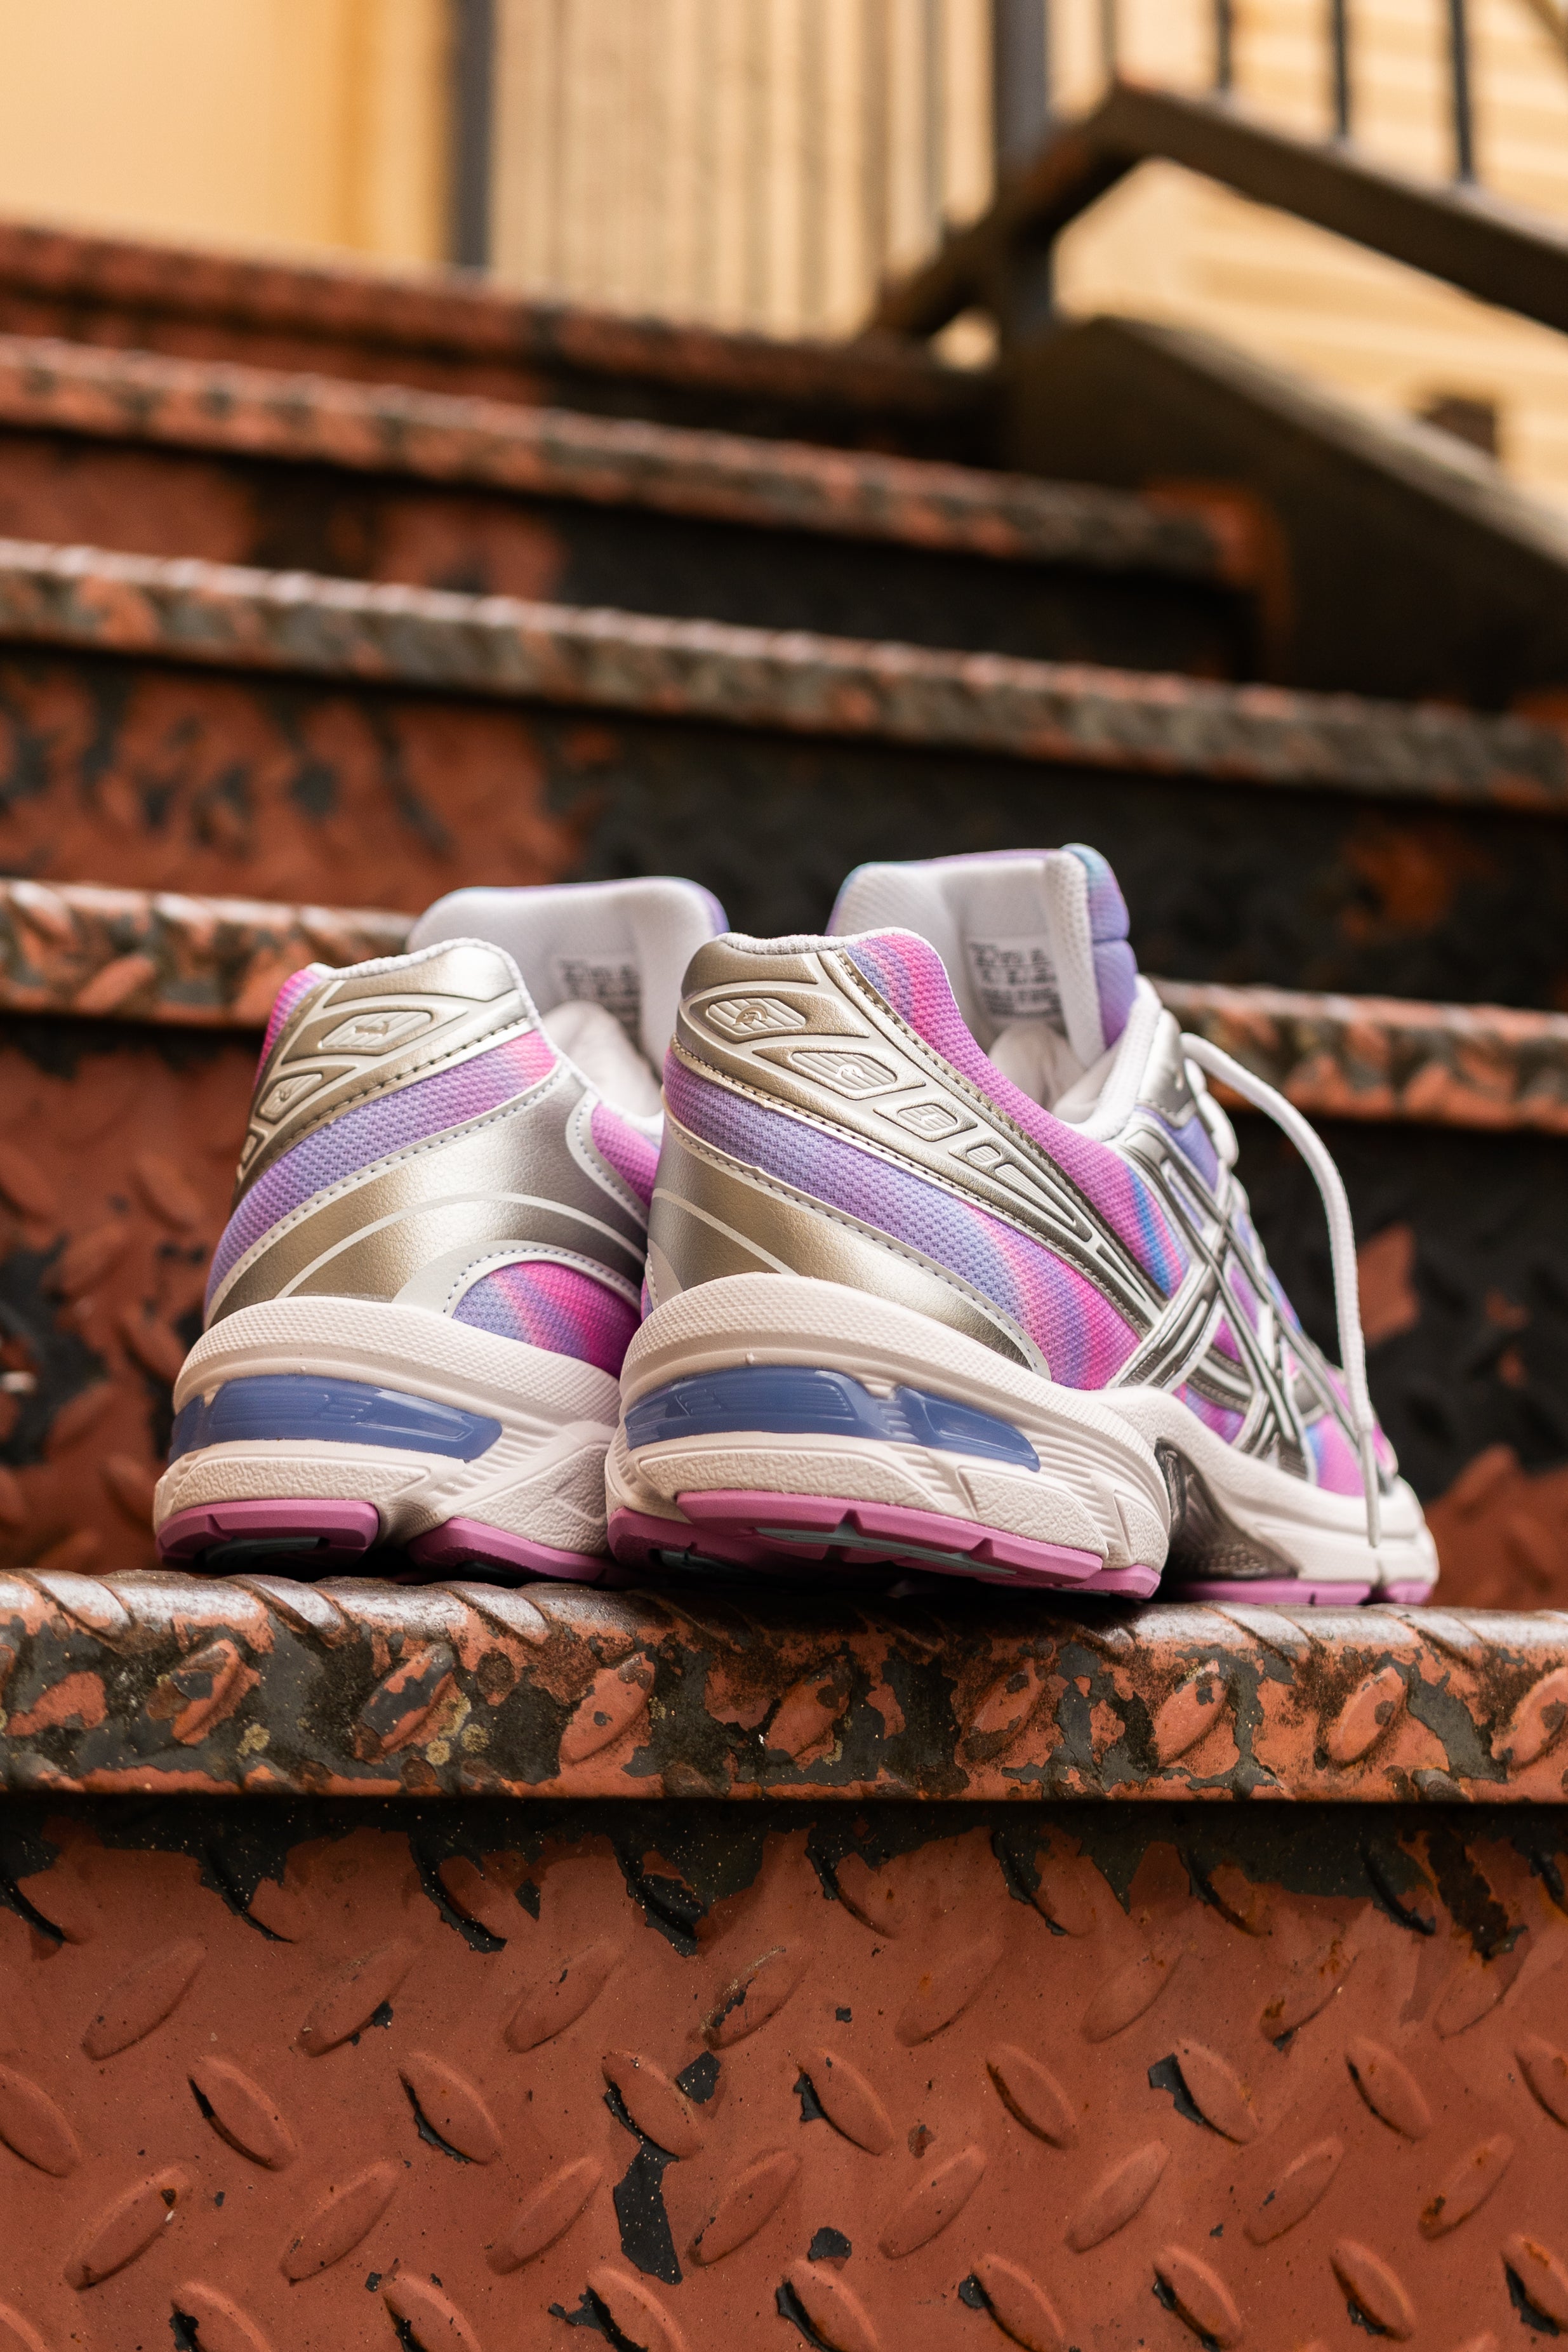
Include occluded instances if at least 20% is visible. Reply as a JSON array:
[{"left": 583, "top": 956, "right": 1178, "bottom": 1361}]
[
  {"left": 993, "top": 0, "right": 1053, "bottom": 176},
  {"left": 449, "top": 0, "right": 496, "bottom": 269},
  {"left": 449, "top": 0, "right": 1558, "bottom": 331},
  {"left": 1200, "top": 0, "right": 1479, "bottom": 181}
]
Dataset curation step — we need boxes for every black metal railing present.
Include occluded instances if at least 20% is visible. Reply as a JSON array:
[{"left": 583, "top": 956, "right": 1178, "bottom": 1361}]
[
  {"left": 446, "top": 1, "right": 1548, "bottom": 321},
  {"left": 1214, "top": 0, "right": 1477, "bottom": 180},
  {"left": 449, "top": 0, "right": 496, "bottom": 269},
  {"left": 1004, "top": 0, "right": 1486, "bottom": 189},
  {"left": 1329, "top": 0, "right": 1353, "bottom": 138},
  {"left": 988, "top": 0, "right": 1496, "bottom": 257},
  {"left": 1447, "top": 0, "right": 1477, "bottom": 179}
]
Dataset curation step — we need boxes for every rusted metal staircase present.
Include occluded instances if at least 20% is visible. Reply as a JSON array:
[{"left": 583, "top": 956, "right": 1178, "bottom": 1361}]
[
  {"left": 2, "top": 130, "right": 1568, "bottom": 2352},
  {"left": 0, "top": 211, "right": 1564, "bottom": 1600}
]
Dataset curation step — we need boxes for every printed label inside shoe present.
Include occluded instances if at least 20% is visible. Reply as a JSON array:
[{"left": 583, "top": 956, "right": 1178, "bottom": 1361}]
[
  {"left": 552, "top": 955, "right": 642, "bottom": 1040},
  {"left": 964, "top": 934, "right": 1063, "bottom": 1026}
]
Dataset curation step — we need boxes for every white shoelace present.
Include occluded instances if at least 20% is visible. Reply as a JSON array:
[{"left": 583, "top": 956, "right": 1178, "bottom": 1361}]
[{"left": 1179, "top": 1034, "right": 1381, "bottom": 1553}]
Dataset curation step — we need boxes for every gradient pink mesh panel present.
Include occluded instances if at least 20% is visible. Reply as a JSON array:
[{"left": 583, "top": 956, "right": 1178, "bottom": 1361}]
[
  {"left": 665, "top": 1058, "right": 1140, "bottom": 1389},
  {"left": 454, "top": 1259, "right": 636, "bottom": 1375},
  {"left": 1176, "top": 1384, "right": 1245, "bottom": 1446},
  {"left": 843, "top": 931, "right": 1188, "bottom": 1296},
  {"left": 210, "top": 1027, "right": 557, "bottom": 1304},
  {"left": 590, "top": 1101, "right": 659, "bottom": 1206},
  {"left": 1315, "top": 1360, "right": 1395, "bottom": 1474},
  {"left": 1228, "top": 1263, "right": 1264, "bottom": 1334},
  {"left": 1305, "top": 1414, "right": 1364, "bottom": 1496}
]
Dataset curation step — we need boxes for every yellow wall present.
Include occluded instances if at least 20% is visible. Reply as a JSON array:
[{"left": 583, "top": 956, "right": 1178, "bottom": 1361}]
[
  {"left": 0, "top": 0, "right": 448, "bottom": 266},
  {"left": 492, "top": 0, "right": 995, "bottom": 333},
  {"left": 0, "top": 0, "right": 1565, "bottom": 508}
]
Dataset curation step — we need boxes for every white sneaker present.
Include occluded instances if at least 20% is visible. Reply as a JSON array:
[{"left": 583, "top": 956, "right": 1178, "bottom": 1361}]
[
  {"left": 155, "top": 877, "right": 724, "bottom": 1581},
  {"left": 607, "top": 847, "right": 1437, "bottom": 1604}
]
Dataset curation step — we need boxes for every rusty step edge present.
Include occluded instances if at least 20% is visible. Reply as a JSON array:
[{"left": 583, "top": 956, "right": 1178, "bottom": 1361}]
[
  {"left": 4, "top": 877, "right": 1567, "bottom": 1137},
  {"left": 0, "top": 215, "right": 976, "bottom": 419},
  {"left": 1, "top": 537, "right": 1565, "bottom": 809},
  {"left": 0, "top": 332, "right": 1225, "bottom": 581},
  {"left": 1, "top": 1571, "right": 1565, "bottom": 1805}
]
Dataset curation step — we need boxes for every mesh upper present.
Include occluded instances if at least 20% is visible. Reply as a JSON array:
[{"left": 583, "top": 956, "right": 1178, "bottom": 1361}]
[
  {"left": 454, "top": 1259, "right": 636, "bottom": 1376},
  {"left": 664, "top": 1056, "right": 1142, "bottom": 1388},
  {"left": 842, "top": 931, "right": 1188, "bottom": 1297},
  {"left": 209, "top": 1025, "right": 557, "bottom": 1310}
]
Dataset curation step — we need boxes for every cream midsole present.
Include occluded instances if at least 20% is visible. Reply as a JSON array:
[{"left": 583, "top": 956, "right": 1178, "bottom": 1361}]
[
  {"left": 156, "top": 1297, "right": 616, "bottom": 1551},
  {"left": 619, "top": 1275, "right": 1168, "bottom": 1569},
  {"left": 618, "top": 1274, "right": 1437, "bottom": 1589},
  {"left": 1103, "top": 1386, "right": 1436, "bottom": 1590}
]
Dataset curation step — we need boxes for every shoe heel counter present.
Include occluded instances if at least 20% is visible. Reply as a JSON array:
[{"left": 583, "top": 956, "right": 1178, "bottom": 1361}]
[
  {"left": 237, "top": 938, "right": 529, "bottom": 1202},
  {"left": 649, "top": 938, "right": 1037, "bottom": 1367},
  {"left": 649, "top": 934, "right": 854, "bottom": 1303},
  {"left": 206, "top": 950, "right": 656, "bottom": 1336}
]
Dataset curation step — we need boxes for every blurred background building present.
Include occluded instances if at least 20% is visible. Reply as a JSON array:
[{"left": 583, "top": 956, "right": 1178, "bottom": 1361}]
[{"left": 1, "top": 0, "right": 1567, "bottom": 496}]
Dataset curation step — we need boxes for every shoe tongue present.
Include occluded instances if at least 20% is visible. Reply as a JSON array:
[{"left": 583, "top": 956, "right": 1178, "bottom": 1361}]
[
  {"left": 828, "top": 846, "right": 1138, "bottom": 1069},
  {"left": 539, "top": 999, "right": 664, "bottom": 1119},
  {"left": 406, "top": 876, "right": 726, "bottom": 1074}
]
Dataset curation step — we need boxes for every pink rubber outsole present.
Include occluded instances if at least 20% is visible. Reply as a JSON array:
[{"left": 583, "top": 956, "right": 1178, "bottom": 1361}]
[
  {"left": 156, "top": 1499, "right": 1434, "bottom": 1606},
  {"left": 609, "top": 1491, "right": 1161, "bottom": 1595},
  {"left": 608, "top": 1492, "right": 1435, "bottom": 1605},
  {"left": 156, "top": 1501, "right": 613, "bottom": 1585},
  {"left": 1179, "top": 1576, "right": 1435, "bottom": 1607}
]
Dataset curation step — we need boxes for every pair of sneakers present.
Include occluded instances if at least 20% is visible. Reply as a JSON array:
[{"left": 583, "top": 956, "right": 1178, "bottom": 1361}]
[{"left": 155, "top": 849, "right": 1437, "bottom": 1604}]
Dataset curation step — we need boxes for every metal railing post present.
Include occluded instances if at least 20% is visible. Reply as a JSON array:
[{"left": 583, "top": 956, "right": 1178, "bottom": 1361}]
[
  {"left": 799, "top": 0, "right": 827, "bottom": 328},
  {"left": 922, "top": 0, "right": 946, "bottom": 245},
  {"left": 1447, "top": 0, "right": 1476, "bottom": 179},
  {"left": 992, "top": 0, "right": 1051, "bottom": 178},
  {"left": 1329, "top": 0, "right": 1352, "bottom": 136},
  {"left": 863, "top": 0, "right": 893, "bottom": 295},
  {"left": 1099, "top": 0, "right": 1119, "bottom": 81},
  {"left": 989, "top": 0, "right": 1053, "bottom": 342},
  {"left": 1214, "top": 0, "right": 1235, "bottom": 92},
  {"left": 449, "top": 0, "right": 496, "bottom": 269}
]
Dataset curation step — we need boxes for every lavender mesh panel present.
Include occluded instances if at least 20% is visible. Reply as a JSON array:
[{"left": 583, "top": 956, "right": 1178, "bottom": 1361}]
[
  {"left": 590, "top": 1101, "right": 659, "bottom": 1206},
  {"left": 1176, "top": 1383, "right": 1244, "bottom": 1445},
  {"left": 1068, "top": 842, "right": 1129, "bottom": 941},
  {"left": 454, "top": 1259, "right": 636, "bottom": 1376},
  {"left": 1305, "top": 1413, "right": 1364, "bottom": 1496},
  {"left": 1317, "top": 1359, "right": 1396, "bottom": 1472},
  {"left": 665, "top": 1060, "right": 1139, "bottom": 1388},
  {"left": 1269, "top": 1269, "right": 1306, "bottom": 1336},
  {"left": 1228, "top": 1263, "right": 1264, "bottom": 1334},
  {"left": 1091, "top": 940, "right": 1139, "bottom": 1047},
  {"left": 1068, "top": 844, "right": 1138, "bottom": 1048},
  {"left": 258, "top": 964, "right": 329, "bottom": 1073},
  {"left": 209, "top": 1027, "right": 557, "bottom": 1307},
  {"left": 1160, "top": 1110, "right": 1220, "bottom": 1191},
  {"left": 842, "top": 932, "right": 1188, "bottom": 1298}
]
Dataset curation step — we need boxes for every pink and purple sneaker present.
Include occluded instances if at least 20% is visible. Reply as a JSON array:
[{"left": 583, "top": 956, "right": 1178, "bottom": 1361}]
[
  {"left": 154, "top": 877, "right": 724, "bottom": 1581},
  {"left": 607, "top": 847, "right": 1437, "bottom": 1603}
]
